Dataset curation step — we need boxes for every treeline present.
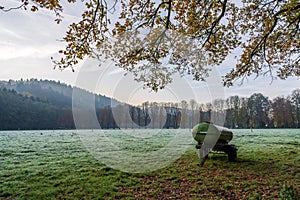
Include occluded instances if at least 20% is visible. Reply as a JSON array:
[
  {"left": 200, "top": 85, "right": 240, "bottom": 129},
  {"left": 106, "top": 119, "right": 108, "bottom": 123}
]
[
  {"left": 0, "top": 79, "right": 299, "bottom": 130},
  {"left": 222, "top": 91, "right": 300, "bottom": 128},
  {"left": 98, "top": 90, "right": 300, "bottom": 129},
  {"left": 96, "top": 104, "right": 182, "bottom": 129}
]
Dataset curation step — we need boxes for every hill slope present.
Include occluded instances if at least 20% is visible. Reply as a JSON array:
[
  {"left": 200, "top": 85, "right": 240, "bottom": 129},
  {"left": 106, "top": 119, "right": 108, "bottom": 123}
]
[
  {"left": 0, "top": 79, "right": 123, "bottom": 130},
  {"left": 0, "top": 79, "right": 119, "bottom": 108}
]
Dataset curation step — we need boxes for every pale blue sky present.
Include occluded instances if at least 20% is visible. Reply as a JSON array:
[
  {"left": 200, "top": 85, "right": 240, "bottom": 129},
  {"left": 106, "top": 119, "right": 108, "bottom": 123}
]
[{"left": 0, "top": 0, "right": 299, "bottom": 105}]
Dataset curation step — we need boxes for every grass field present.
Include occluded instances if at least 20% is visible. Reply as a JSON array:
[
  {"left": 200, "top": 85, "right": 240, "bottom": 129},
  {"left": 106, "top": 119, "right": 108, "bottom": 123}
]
[{"left": 0, "top": 129, "right": 299, "bottom": 199}]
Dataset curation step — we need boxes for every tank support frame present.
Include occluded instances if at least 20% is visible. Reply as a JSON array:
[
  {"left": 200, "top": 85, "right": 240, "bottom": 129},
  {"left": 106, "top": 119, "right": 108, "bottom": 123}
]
[{"left": 196, "top": 143, "right": 238, "bottom": 166}]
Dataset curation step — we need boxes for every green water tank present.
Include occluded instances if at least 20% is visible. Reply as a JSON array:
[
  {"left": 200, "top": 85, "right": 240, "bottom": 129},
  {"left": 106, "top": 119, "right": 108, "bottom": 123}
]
[{"left": 192, "top": 122, "right": 233, "bottom": 145}]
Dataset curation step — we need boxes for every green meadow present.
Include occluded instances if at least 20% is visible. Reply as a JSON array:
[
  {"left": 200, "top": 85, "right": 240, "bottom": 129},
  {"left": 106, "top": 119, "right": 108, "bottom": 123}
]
[{"left": 0, "top": 129, "right": 299, "bottom": 199}]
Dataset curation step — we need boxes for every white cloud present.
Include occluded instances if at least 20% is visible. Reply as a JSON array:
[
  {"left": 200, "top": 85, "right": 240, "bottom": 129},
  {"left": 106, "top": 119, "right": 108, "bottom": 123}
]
[
  {"left": 0, "top": 41, "right": 61, "bottom": 60},
  {"left": 0, "top": 1, "right": 79, "bottom": 81}
]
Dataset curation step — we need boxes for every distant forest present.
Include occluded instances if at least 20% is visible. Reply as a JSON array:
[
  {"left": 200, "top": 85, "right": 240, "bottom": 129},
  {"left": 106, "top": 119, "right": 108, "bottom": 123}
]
[{"left": 0, "top": 79, "right": 299, "bottom": 130}]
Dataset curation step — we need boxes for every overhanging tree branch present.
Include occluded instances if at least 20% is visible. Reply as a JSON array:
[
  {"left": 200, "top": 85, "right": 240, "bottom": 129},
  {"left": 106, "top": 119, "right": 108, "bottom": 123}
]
[{"left": 202, "top": 0, "right": 228, "bottom": 48}]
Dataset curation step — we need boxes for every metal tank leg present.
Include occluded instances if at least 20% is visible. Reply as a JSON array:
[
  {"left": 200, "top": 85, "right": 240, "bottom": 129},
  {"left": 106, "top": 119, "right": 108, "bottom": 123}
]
[
  {"left": 198, "top": 147, "right": 209, "bottom": 167},
  {"left": 222, "top": 144, "right": 238, "bottom": 162}
]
